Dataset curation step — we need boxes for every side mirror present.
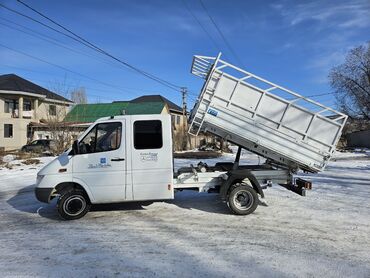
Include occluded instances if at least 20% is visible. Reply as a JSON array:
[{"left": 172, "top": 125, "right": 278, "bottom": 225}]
[{"left": 72, "top": 140, "right": 79, "bottom": 155}]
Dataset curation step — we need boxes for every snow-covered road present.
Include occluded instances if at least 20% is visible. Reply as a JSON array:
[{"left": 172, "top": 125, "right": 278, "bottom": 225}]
[{"left": 0, "top": 151, "right": 369, "bottom": 277}]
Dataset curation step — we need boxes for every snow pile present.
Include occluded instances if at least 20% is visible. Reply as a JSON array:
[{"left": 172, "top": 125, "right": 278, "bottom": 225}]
[
  {"left": 2, "top": 154, "right": 16, "bottom": 163},
  {"left": 0, "top": 156, "right": 54, "bottom": 194}
]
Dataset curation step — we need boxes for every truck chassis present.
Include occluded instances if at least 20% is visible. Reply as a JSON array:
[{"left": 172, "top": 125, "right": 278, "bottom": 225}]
[{"left": 174, "top": 146, "right": 309, "bottom": 215}]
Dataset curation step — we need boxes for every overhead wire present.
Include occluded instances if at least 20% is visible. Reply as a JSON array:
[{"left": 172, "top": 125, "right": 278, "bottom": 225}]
[
  {"left": 0, "top": 3, "right": 148, "bottom": 81},
  {"left": 181, "top": 0, "right": 221, "bottom": 52},
  {"left": 0, "top": 66, "right": 155, "bottom": 100},
  {"left": 0, "top": 16, "right": 155, "bottom": 81},
  {"left": 1, "top": 2, "right": 180, "bottom": 91},
  {"left": 0, "top": 19, "right": 155, "bottom": 94},
  {"left": 0, "top": 43, "right": 143, "bottom": 94},
  {"left": 13, "top": 0, "right": 184, "bottom": 91},
  {"left": 0, "top": 1, "right": 201, "bottom": 106},
  {"left": 197, "top": 0, "right": 245, "bottom": 67},
  {"left": 305, "top": 92, "right": 333, "bottom": 98},
  {"left": 0, "top": 20, "right": 116, "bottom": 68}
]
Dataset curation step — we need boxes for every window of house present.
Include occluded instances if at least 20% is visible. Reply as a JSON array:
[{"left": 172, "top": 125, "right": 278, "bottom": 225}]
[
  {"left": 23, "top": 99, "right": 32, "bottom": 111},
  {"left": 78, "top": 122, "right": 122, "bottom": 154},
  {"left": 171, "top": 115, "right": 175, "bottom": 124},
  {"left": 27, "top": 125, "right": 32, "bottom": 139},
  {"left": 49, "top": 105, "right": 56, "bottom": 116},
  {"left": 176, "top": 115, "right": 181, "bottom": 125},
  {"left": 4, "top": 124, "right": 13, "bottom": 138},
  {"left": 4, "top": 99, "right": 18, "bottom": 113},
  {"left": 134, "top": 120, "right": 162, "bottom": 149}
]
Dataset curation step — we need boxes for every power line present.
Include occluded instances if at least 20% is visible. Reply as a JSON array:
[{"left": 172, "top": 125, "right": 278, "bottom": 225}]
[
  {"left": 0, "top": 3, "right": 146, "bottom": 80},
  {"left": 0, "top": 65, "right": 153, "bottom": 99},
  {"left": 0, "top": 19, "right": 161, "bottom": 95},
  {"left": 1, "top": 64, "right": 152, "bottom": 95},
  {"left": 0, "top": 20, "right": 111, "bottom": 66},
  {"left": 13, "top": 0, "right": 183, "bottom": 91},
  {"left": 198, "top": 0, "right": 244, "bottom": 67},
  {"left": 181, "top": 0, "right": 221, "bottom": 52},
  {"left": 0, "top": 43, "right": 141, "bottom": 94},
  {"left": 0, "top": 65, "right": 162, "bottom": 102},
  {"left": 0, "top": 3, "right": 92, "bottom": 49},
  {"left": 0, "top": 2, "right": 200, "bottom": 106},
  {"left": 0, "top": 17, "right": 191, "bottom": 104},
  {"left": 306, "top": 92, "right": 333, "bottom": 98},
  {"left": 1, "top": 2, "right": 180, "bottom": 91},
  {"left": 0, "top": 16, "right": 147, "bottom": 77}
]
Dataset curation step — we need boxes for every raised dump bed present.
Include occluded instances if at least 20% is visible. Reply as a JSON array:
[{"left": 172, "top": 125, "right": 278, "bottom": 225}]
[{"left": 189, "top": 53, "right": 347, "bottom": 173}]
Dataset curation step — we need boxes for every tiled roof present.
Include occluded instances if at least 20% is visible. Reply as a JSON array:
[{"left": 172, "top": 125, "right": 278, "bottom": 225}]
[
  {"left": 0, "top": 74, "right": 73, "bottom": 103},
  {"left": 129, "top": 95, "right": 182, "bottom": 112}
]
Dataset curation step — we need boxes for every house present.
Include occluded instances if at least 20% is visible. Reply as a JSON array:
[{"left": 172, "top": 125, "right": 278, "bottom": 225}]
[
  {"left": 128, "top": 95, "right": 186, "bottom": 133},
  {"left": 0, "top": 74, "right": 73, "bottom": 151},
  {"left": 346, "top": 129, "right": 370, "bottom": 148}
]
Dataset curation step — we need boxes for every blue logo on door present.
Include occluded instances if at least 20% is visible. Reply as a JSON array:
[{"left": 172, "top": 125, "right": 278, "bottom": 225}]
[{"left": 100, "top": 158, "right": 107, "bottom": 164}]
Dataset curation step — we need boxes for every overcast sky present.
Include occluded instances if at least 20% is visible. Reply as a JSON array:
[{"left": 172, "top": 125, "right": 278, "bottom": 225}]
[{"left": 1, "top": 0, "right": 369, "bottom": 108}]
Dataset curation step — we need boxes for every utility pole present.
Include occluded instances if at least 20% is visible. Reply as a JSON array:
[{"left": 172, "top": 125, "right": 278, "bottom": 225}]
[{"left": 181, "top": 87, "right": 188, "bottom": 150}]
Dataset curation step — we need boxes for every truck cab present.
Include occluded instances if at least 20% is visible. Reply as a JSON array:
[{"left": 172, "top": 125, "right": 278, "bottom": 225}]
[{"left": 35, "top": 114, "right": 174, "bottom": 219}]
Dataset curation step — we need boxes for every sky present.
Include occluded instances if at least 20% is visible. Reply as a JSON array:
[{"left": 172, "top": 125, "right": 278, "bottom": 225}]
[{"left": 0, "top": 0, "right": 369, "bottom": 109}]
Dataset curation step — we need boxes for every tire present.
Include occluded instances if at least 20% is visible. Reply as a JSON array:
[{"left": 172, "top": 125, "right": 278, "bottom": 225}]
[
  {"left": 228, "top": 185, "right": 258, "bottom": 215},
  {"left": 57, "top": 189, "right": 91, "bottom": 220}
]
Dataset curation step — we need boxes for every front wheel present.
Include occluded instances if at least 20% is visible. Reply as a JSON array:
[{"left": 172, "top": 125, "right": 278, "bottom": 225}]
[
  {"left": 228, "top": 185, "right": 258, "bottom": 215},
  {"left": 57, "top": 189, "right": 91, "bottom": 220}
]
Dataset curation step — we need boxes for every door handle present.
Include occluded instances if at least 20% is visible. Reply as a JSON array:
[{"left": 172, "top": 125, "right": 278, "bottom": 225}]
[{"left": 111, "top": 158, "right": 125, "bottom": 161}]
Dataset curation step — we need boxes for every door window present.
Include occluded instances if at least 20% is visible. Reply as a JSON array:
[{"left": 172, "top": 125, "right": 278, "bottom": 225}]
[
  {"left": 78, "top": 122, "right": 122, "bottom": 154},
  {"left": 134, "top": 120, "right": 162, "bottom": 149}
]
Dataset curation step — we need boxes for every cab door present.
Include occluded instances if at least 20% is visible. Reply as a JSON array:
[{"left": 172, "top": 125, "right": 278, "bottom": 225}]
[
  {"left": 72, "top": 120, "right": 126, "bottom": 203},
  {"left": 131, "top": 117, "right": 174, "bottom": 201}
]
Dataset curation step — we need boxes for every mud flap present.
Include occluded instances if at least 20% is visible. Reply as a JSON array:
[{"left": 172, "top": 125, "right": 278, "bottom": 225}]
[{"left": 279, "top": 178, "right": 312, "bottom": 196}]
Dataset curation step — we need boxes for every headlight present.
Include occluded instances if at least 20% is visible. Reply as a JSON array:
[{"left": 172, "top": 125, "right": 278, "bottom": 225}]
[{"left": 36, "top": 174, "right": 45, "bottom": 185}]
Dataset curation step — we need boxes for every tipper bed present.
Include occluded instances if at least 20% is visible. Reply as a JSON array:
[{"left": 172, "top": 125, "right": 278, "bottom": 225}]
[{"left": 189, "top": 53, "right": 347, "bottom": 172}]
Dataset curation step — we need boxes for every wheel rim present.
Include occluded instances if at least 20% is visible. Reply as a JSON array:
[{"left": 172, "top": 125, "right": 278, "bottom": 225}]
[
  {"left": 63, "top": 195, "right": 86, "bottom": 216},
  {"left": 233, "top": 190, "right": 254, "bottom": 211}
]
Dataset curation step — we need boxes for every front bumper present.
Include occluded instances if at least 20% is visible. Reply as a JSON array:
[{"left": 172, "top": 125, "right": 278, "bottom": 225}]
[{"left": 35, "top": 187, "right": 54, "bottom": 203}]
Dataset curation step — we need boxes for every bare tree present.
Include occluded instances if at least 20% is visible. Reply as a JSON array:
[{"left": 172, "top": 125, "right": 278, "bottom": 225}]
[
  {"left": 44, "top": 80, "right": 79, "bottom": 153},
  {"left": 329, "top": 42, "right": 370, "bottom": 121},
  {"left": 71, "top": 87, "right": 88, "bottom": 104}
]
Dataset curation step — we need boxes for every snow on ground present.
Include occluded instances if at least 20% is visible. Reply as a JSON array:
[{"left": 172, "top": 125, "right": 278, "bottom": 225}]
[
  {"left": 0, "top": 150, "right": 369, "bottom": 277},
  {"left": 0, "top": 156, "right": 53, "bottom": 194}
]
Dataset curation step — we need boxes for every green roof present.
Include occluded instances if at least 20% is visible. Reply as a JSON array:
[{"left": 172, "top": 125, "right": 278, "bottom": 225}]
[{"left": 64, "top": 101, "right": 165, "bottom": 123}]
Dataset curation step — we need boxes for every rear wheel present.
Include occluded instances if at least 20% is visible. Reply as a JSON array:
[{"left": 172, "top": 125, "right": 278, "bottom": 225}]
[
  {"left": 228, "top": 185, "right": 258, "bottom": 215},
  {"left": 57, "top": 189, "right": 91, "bottom": 220}
]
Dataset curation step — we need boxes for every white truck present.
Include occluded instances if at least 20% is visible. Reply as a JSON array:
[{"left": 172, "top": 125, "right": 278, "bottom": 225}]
[{"left": 35, "top": 53, "right": 347, "bottom": 220}]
